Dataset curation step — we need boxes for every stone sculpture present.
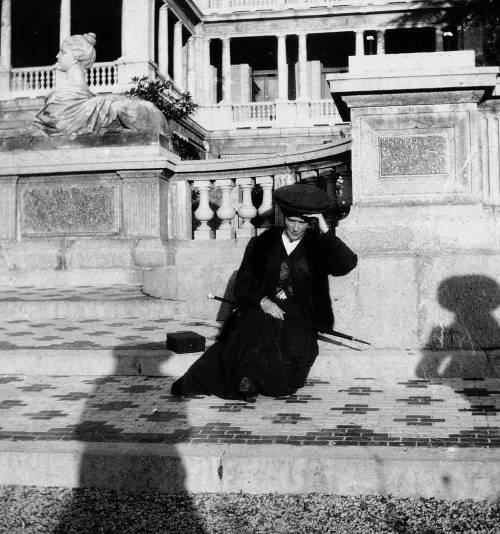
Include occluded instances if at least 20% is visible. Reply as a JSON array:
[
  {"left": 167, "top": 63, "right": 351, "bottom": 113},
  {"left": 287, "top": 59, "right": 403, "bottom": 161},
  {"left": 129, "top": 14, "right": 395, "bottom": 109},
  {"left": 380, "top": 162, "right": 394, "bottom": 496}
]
[{"left": 33, "top": 33, "right": 169, "bottom": 136}]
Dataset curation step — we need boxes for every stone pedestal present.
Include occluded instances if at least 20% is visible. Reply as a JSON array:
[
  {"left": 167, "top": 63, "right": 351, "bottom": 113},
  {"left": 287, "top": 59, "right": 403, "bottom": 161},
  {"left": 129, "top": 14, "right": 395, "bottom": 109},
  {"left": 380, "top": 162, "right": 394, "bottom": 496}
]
[
  {"left": 0, "top": 133, "right": 178, "bottom": 285},
  {"left": 326, "top": 51, "right": 500, "bottom": 350}
]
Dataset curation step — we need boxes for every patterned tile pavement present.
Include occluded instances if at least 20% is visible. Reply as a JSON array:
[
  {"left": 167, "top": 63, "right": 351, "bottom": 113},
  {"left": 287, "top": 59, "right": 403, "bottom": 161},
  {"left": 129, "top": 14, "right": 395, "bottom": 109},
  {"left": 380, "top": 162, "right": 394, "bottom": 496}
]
[
  {"left": 0, "top": 316, "right": 221, "bottom": 350},
  {"left": 0, "top": 284, "right": 498, "bottom": 450},
  {"left": 0, "top": 374, "right": 498, "bottom": 447},
  {"left": 0, "top": 285, "right": 149, "bottom": 302}
]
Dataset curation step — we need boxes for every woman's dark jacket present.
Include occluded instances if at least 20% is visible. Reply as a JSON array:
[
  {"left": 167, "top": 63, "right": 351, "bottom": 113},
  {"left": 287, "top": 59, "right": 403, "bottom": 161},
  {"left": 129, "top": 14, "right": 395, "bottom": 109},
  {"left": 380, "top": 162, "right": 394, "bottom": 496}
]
[{"left": 233, "top": 226, "right": 358, "bottom": 332}]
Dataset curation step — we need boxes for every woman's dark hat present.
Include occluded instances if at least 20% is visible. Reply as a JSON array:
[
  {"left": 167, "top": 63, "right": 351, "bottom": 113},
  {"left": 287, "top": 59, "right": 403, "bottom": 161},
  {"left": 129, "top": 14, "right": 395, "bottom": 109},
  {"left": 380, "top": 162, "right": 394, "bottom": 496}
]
[{"left": 272, "top": 183, "right": 332, "bottom": 214}]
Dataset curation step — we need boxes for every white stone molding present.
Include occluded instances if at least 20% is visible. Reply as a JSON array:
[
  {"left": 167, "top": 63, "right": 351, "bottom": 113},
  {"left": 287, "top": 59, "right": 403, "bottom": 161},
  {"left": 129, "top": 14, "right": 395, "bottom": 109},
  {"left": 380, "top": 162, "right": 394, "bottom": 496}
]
[
  {"left": 355, "top": 30, "right": 365, "bottom": 56},
  {"left": 376, "top": 29, "right": 385, "bottom": 55},
  {"left": 236, "top": 178, "right": 257, "bottom": 238},
  {"left": 277, "top": 34, "right": 287, "bottom": 101},
  {"left": 174, "top": 21, "right": 184, "bottom": 90},
  {"left": 215, "top": 179, "right": 235, "bottom": 239},
  {"left": 298, "top": 33, "right": 308, "bottom": 101},
  {"left": 193, "top": 181, "right": 214, "bottom": 240},
  {"left": 120, "top": 171, "right": 163, "bottom": 238},
  {"left": 221, "top": 37, "right": 232, "bottom": 102},
  {"left": 59, "top": 0, "right": 71, "bottom": 46},
  {"left": 0, "top": 175, "right": 17, "bottom": 241},
  {"left": 158, "top": 4, "right": 169, "bottom": 76}
]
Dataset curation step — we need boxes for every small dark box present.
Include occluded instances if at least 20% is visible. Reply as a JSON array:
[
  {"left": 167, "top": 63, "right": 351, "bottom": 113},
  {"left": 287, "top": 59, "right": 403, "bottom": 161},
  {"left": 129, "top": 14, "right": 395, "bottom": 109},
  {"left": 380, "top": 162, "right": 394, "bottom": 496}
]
[{"left": 166, "top": 331, "right": 206, "bottom": 353}]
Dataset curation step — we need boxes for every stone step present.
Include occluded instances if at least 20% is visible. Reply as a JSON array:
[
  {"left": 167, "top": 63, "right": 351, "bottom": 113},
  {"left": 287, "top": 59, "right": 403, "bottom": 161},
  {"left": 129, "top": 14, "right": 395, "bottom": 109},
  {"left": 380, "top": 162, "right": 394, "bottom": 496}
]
[
  {"left": 0, "top": 373, "right": 499, "bottom": 499},
  {"left": 0, "top": 285, "right": 188, "bottom": 320}
]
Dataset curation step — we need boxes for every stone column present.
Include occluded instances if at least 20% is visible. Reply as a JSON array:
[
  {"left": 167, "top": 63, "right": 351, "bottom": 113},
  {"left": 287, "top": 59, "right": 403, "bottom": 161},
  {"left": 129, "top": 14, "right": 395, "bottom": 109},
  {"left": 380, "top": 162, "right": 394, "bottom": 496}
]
[
  {"left": 221, "top": 37, "right": 231, "bottom": 102},
  {"left": 187, "top": 35, "right": 196, "bottom": 96},
  {"left": 376, "top": 30, "right": 385, "bottom": 55},
  {"left": 59, "top": 0, "right": 71, "bottom": 46},
  {"left": 202, "top": 37, "right": 211, "bottom": 104},
  {"left": 0, "top": 175, "right": 17, "bottom": 241},
  {"left": 298, "top": 33, "right": 308, "bottom": 101},
  {"left": 119, "top": 0, "right": 156, "bottom": 83},
  {"left": 355, "top": 30, "right": 365, "bottom": 56},
  {"left": 158, "top": 4, "right": 169, "bottom": 76},
  {"left": 173, "top": 20, "right": 183, "bottom": 89},
  {"left": 435, "top": 27, "right": 444, "bottom": 51},
  {"left": 0, "top": 0, "right": 11, "bottom": 93},
  {"left": 277, "top": 34, "right": 287, "bottom": 101}
]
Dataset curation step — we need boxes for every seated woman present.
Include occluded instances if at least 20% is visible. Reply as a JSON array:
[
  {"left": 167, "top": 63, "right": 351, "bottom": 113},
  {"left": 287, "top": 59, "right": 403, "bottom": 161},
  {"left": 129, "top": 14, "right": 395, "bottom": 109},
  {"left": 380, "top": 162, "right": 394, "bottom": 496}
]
[
  {"left": 171, "top": 183, "right": 358, "bottom": 401},
  {"left": 33, "top": 32, "right": 169, "bottom": 136}
]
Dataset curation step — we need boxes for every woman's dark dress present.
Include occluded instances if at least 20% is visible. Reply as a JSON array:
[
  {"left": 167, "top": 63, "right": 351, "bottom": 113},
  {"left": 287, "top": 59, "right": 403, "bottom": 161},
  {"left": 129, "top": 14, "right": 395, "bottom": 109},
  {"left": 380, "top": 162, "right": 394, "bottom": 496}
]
[{"left": 171, "top": 226, "right": 357, "bottom": 400}]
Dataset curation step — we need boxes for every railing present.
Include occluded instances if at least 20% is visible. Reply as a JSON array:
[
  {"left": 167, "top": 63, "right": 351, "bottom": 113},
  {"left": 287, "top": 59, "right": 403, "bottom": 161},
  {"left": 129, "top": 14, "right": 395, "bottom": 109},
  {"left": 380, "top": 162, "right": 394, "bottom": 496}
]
[
  {"left": 87, "top": 62, "right": 119, "bottom": 91},
  {"left": 307, "top": 99, "right": 338, "bottom": 121},
  {"left": 205, "top": 0, "right": 417, "bottom": 13},
  {"left": 9, "top": 62, "right": 120, "bottom": 97},
  {"left": 195, "top": 99, "right": 342, "bottom": 129},
  {"left": 232, "top": 102, "right": 276, "bottom": 123},
  {"left": 170, "top": 140, "right": 352, "bottom": 240},
  {"left": 187, "top": 166, "right": 351, "bottom": 240},
  {"left": 10, "top": 66, "right": 55, "bottom": 95}
]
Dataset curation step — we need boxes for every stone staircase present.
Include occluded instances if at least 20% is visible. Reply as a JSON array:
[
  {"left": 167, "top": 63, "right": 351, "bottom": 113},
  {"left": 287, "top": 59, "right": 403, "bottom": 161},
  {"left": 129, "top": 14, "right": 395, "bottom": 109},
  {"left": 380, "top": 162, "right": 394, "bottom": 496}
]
[{"left": 0, "top": 284, "right": 499, "bottom": 501}]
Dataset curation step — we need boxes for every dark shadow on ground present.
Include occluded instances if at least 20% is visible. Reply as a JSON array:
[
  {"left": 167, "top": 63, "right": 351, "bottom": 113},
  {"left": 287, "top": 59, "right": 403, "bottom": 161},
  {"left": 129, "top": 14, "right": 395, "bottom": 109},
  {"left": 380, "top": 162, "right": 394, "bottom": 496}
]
[
  {"left": 417, "top": 275, "right": 500, "bottom": 380},
  {"left": 54, "top": 345, "right": 207, "bottom": 534}
]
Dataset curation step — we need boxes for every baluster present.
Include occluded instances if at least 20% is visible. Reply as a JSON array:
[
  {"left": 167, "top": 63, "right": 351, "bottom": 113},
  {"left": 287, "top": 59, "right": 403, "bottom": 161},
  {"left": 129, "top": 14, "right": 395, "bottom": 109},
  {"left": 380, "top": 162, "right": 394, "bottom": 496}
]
[
  {"left": 256, "top": 175, "right": 274, "bottom": 234},
  {"left": 215, "top": 179, "right": 235, "bottom": 239},
  {"left": 322, "top": 168, "right": 337, "bottom": 198},
  {"left": 193, "top": 181, "right": 215, "bottom": 240},
  {"left": 236, "top": 178, "right": 257, "bottom": 238}
]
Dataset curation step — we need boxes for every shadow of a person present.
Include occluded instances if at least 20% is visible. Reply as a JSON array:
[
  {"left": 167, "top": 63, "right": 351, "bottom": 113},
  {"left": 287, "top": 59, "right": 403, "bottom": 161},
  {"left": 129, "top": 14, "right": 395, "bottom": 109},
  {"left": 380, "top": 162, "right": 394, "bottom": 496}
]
[
  {"left": 54, "top": 342, "right": 207, "bottom": 534},
  {"left": 418, "top": 275, "right": 500, "bottom": 380}
]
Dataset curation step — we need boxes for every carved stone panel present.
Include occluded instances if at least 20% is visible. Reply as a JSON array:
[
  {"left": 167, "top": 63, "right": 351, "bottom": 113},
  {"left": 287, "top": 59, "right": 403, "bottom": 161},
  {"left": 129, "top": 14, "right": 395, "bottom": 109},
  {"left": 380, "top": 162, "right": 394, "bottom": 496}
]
[
  {"left": 379, "top": 135, "right": 448, "bottom": 177},
  {"left": 20, "top": 177, "right": 120, "bottom": 236}
]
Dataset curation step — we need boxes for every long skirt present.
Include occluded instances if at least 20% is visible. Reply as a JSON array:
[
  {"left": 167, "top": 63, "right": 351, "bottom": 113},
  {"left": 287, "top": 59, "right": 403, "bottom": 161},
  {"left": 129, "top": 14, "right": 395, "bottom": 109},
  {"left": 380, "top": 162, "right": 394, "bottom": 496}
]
[{"left": 171, "top": 303, "right": 319, "bottom": 400}]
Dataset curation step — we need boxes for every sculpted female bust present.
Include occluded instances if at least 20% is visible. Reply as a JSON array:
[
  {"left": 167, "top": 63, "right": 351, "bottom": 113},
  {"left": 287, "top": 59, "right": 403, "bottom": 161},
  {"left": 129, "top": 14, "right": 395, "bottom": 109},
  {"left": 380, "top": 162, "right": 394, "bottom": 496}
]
[{"left": 33, "top": 33, "right": 169, "bottom": 136}]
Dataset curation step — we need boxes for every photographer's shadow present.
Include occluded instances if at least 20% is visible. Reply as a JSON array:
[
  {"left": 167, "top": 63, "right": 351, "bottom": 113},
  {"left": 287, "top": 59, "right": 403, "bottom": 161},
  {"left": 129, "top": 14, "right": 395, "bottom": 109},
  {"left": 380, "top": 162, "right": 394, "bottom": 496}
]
[{"left": 418, "top": 275, "right": 500, "bottom": 380}]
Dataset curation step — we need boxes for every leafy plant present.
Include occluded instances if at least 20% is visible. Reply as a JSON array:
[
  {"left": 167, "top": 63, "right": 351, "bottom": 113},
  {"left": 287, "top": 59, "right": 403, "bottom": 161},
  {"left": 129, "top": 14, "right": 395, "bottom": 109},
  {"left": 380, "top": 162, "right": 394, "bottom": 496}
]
[{"left": 125, "top": 76, "right": 198, "bottom": 122}]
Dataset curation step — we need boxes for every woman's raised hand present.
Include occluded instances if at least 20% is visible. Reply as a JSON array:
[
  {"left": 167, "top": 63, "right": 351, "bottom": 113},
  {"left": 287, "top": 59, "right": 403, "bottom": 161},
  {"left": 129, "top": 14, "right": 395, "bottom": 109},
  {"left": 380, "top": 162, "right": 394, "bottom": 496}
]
[
  {"left": 304, "top": 213, "right": 329, "bottom": 234},
  {"left": 260, "top": 297, "right": 285, "bottom": 320}
]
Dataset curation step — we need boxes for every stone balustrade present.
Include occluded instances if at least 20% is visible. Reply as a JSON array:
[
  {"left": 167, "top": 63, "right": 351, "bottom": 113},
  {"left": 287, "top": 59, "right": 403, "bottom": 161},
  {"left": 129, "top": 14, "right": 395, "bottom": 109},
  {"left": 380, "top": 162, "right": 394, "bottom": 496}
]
[
  {"left": 205, "top": 0, "right": 408, "bottom": 13},
  {"left": 9, "top": 66, "right": 55, "bottom": 96},
  {"left": 188, "top": 166, "right": 349, "bottom": 240},
  {"left": 195, "top": 99, "right": 342, "bottom": 129},
  {"left": 8, "top": 62, "right": 120, "bottom": 98},
  {"left": 86, "top": 62, "right": 119, "bottom": 91}
]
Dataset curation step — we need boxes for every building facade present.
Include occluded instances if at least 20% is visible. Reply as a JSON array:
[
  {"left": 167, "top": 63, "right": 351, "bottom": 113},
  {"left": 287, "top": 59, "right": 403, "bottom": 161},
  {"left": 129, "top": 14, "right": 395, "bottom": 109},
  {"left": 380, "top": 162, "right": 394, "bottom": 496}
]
[{"left": 0, "top": 0, "right": 475, "bottom": 143}]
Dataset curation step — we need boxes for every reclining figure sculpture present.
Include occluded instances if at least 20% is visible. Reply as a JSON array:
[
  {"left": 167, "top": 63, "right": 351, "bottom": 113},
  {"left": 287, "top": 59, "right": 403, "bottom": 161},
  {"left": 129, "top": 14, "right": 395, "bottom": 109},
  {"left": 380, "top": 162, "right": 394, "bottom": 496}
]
[{"left": 33, "top": 32, "right": 169, "bottom": 136}]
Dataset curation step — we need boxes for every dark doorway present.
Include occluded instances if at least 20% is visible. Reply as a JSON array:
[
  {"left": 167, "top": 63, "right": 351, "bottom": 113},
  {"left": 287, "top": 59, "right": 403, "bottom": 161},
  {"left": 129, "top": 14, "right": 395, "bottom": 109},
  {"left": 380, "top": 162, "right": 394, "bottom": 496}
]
[
  {"left": 72, "top": 0, "right": 122, "bottom": 62},
  {"left": 11, "top": 0, "right": 60, "bottom": 67},
  {"left": 385, "top": 27, "right": 436, "bottom": 54}
]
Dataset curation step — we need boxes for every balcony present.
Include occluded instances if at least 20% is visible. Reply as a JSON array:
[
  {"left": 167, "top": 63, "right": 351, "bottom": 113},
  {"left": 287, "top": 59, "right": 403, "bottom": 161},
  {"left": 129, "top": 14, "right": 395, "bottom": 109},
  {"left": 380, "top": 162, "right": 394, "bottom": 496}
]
[
  {"left": 195, "top": 99, "right": 343, "bottom": 129},
  {"left": 201, "top": 0, "right": 421, "bottom": 14}
]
